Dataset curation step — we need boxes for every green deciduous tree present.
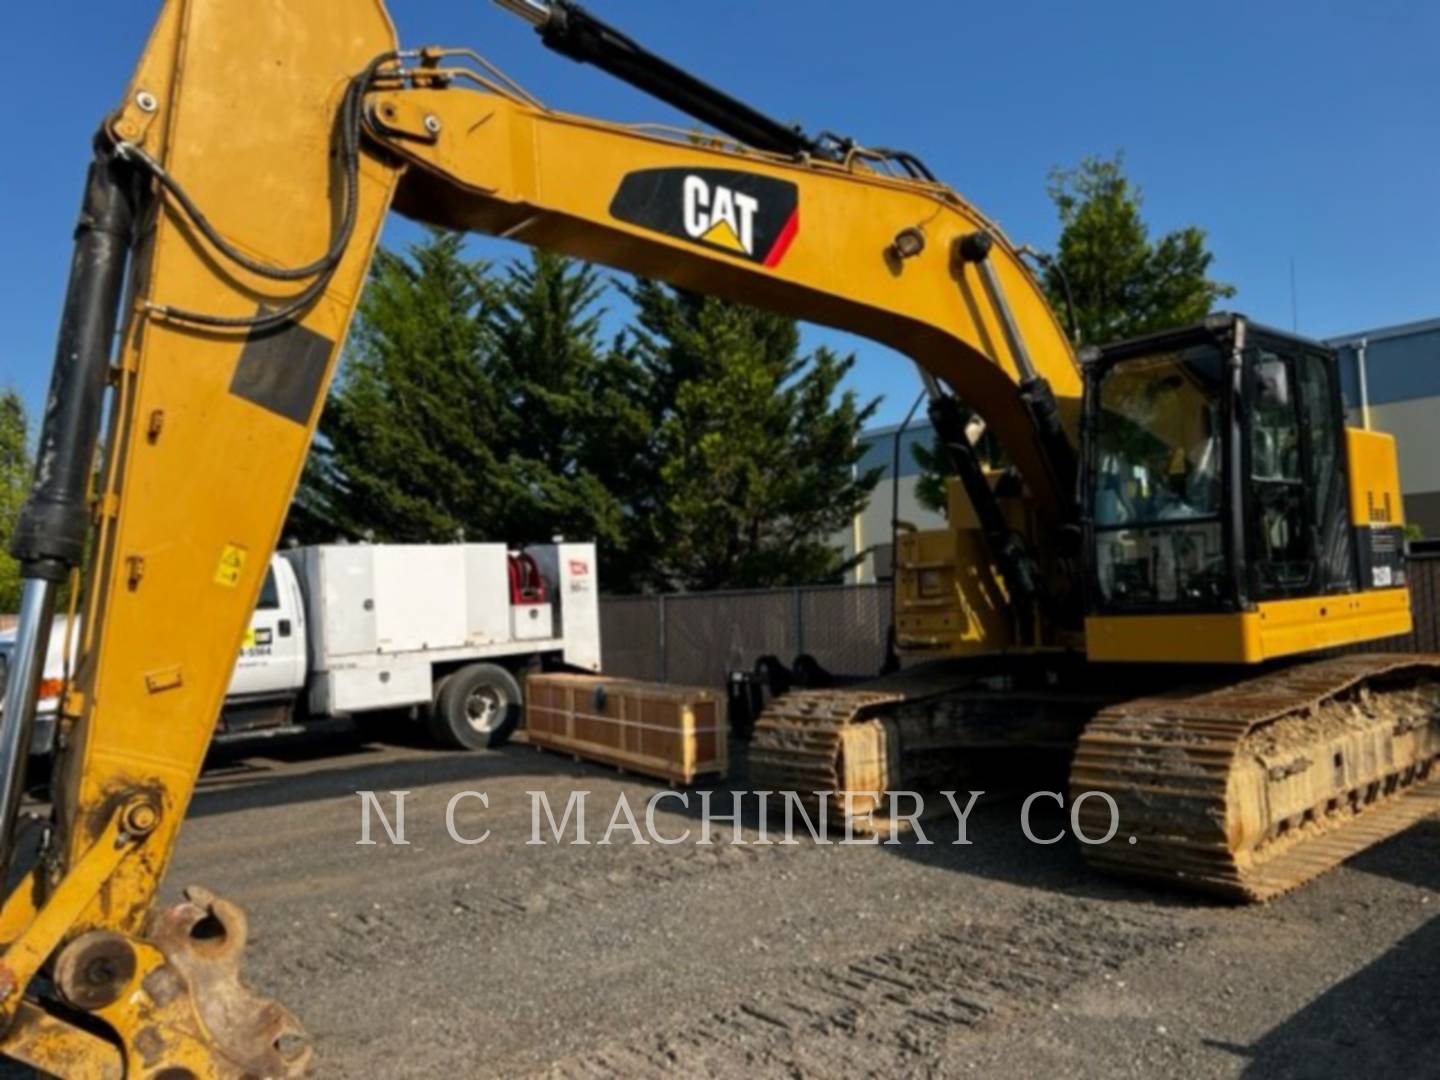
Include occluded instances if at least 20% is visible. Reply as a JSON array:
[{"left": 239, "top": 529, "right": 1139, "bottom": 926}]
[
  {"left": 622, "top": 281, "right": 881, "bottom": 591},
  {"left": 1043, "top": 153, "right": 1235, "bottom": 346},
  {"left": 0, "top": 391, "right": 31, "bottom": 613}
]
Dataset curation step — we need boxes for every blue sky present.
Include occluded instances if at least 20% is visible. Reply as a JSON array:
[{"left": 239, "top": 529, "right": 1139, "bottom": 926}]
[{"left": 1, "top": 1, "right": 1435, "bottom": 429}]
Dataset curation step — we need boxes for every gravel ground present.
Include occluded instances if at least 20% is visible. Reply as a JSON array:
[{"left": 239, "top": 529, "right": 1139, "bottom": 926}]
[
  {"left": 147, "top": 727, "right": 1440, "bottom": 1078},
  {"left": 14, "top": 726, "right": 1440, "bottom": 1077}
]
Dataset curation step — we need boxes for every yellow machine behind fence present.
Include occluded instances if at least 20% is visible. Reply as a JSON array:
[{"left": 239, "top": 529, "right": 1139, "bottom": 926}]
[{"left": 0, "top": 0, "right": 1435, "bottom": 1073}]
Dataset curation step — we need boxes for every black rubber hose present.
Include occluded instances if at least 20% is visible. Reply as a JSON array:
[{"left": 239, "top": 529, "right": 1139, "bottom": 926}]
[{"left": 117, "top": 51, "right": 398, "bottom": 330}]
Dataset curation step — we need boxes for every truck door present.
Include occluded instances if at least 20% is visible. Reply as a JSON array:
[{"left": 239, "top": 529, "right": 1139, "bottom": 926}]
[{"left": 229, "top": 558, "right": 306, "bottom": 699}]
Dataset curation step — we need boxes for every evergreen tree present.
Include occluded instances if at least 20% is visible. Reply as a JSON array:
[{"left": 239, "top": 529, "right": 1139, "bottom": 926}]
[
  {"left": 623, "top": 281, "right": 881, "bottom": 591},
  {"left": 294, "top": 234, "right": 880, "bottom": 591},
  {"left": 292, "top": 236, "right": 653, "bottom": 590},
  {"left": 0, "top": 391, "right": 31, "bottom": 612},
  {"left": 488, "top": 252, "right": 652, "bottom": 583},
  {"left": 291, "top": 230, "right": 510, "bottom": 543}
]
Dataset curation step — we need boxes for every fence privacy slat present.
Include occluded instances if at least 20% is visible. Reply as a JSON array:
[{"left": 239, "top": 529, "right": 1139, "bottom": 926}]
[
  {"left": 596, "top": 584, "right": 887, "bottom": 685},
  {"left": 600, "top": 556, "right": 1440, "bottom": 688},
  {"left": 600, "top": 584, "right": 891, "bottom": 688}
]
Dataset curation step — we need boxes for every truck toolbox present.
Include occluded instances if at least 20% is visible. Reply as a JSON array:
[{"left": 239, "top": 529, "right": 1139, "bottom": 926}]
[{"left": 524, "top": 674, "right": 727, "bottom": 785}]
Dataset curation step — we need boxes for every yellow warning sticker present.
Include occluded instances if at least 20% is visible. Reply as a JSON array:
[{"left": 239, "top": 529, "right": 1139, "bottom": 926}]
[
  {"left": 215, "top": 544, "right": 248, "bottom": 588},
  {"left": 241, "top": 627, "right": 257, "bottom": 649}
]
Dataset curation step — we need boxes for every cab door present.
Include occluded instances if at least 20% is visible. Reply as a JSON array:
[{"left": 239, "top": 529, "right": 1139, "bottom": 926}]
[
  {"left": 1245, "top": 341, "right": 1318, "bottom": 600},
  {"left": 1297, "top": 348, "right": 1359, "bottom": 593},
  {"left": 229, "top": 558, "right": 306, "bottom": 699}
]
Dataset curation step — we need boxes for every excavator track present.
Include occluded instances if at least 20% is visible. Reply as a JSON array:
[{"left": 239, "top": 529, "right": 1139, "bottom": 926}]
[
  {"left": 748, "top": 661, "right": 1095, "bottom": 816},
  {"left": 750, "top": 654, "right": 1440, "bottom": 901},
  {"left": 1071, "top": 653, "right": 1440, "bottom": 901},
  {"left": 748, "top": 689, "right": 909, "bottom": 813}
]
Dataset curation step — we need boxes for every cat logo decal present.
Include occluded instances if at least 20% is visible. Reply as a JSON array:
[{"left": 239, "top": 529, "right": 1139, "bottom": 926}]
[{"left": 610, "top": 168, "right": 799, "bottom": 268}]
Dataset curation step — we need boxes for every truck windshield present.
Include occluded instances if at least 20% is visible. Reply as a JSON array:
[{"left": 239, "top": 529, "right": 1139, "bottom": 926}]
[{"left": 1092, "top": 345, "right": 1228, "bottom": 608}]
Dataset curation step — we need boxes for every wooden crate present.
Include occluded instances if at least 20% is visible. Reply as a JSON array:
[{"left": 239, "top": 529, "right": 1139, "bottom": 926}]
[{"left": 524, "top": 674, "right": 727, "bottom": 785}]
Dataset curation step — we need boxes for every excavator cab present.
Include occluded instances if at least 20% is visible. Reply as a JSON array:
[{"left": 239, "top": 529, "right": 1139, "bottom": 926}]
[{"left": 1080, "top": 314, "right": 1412, "bottom": 663}]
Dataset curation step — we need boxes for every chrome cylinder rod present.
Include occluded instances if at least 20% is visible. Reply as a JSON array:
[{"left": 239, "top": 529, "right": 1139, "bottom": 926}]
[
  {"left": 493, "top": 0, "right": 552, "bottom": 28},
  {"left": 0, "top": 579, "right": 57, "bottom": 866}
]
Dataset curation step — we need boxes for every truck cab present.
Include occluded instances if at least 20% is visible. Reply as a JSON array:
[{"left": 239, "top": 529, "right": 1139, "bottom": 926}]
[{"left": 222, "top": 556, "right": 309, "bottom": 734}]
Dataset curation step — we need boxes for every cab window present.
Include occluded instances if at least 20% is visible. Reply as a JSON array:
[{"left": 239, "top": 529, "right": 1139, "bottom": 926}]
[
  {"left": 1248, "top": 349, "right": 1315, "bottom": 597},
  {"left": 1095, "top": 348, "right": 1224, "bottom": 526},
  {"left": 1091, "top": 345, "right": 1228, "bottom": 608},
  {"left": 257, "top": 567, "right": 281, "bottom": 611},
  {"left": 1298, "top": 350, "right": 1357, "bottom": 592}
]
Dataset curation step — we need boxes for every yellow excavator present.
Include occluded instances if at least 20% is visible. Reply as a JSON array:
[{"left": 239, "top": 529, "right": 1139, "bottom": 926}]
[{"left": 1, "top": 0, "right": 1435, "bottom": 1073}]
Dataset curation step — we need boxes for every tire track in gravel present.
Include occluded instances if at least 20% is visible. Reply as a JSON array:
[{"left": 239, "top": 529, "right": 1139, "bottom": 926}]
[
  {"left": 266, "top": 841, "right": 774, "bottom": 985},
  {"left": 538, "top": 899, "right": 1200, "bottom": 1079}
]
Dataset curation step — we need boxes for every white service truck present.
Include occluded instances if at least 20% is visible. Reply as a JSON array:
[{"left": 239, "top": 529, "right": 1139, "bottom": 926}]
[{"left": 0, "top": 541, "right": 600, "bottom": 753}]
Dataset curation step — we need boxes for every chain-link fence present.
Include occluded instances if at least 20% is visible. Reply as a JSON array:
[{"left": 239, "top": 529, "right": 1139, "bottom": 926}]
[
  {"left": 600, "top": 583, "right": 892, "bottom": 688},
  {"left": 600, "top": 554, "right": 1440, "bottom": 688}
]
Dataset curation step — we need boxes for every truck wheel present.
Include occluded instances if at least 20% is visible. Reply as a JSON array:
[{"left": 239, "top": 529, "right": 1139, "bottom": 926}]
[{"left": 428, "top": 664, "right": 522, "bottom": 751}]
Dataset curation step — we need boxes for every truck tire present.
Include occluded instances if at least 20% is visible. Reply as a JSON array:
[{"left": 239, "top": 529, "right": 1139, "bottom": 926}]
[{"left": 427, "top": 663, "right": 522, "bottom": 750}]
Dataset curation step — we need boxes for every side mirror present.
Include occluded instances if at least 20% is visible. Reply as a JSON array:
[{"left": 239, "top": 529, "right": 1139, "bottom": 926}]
[{"left": 1255, "top": 358, "right": 1291, "bottom": 409}]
